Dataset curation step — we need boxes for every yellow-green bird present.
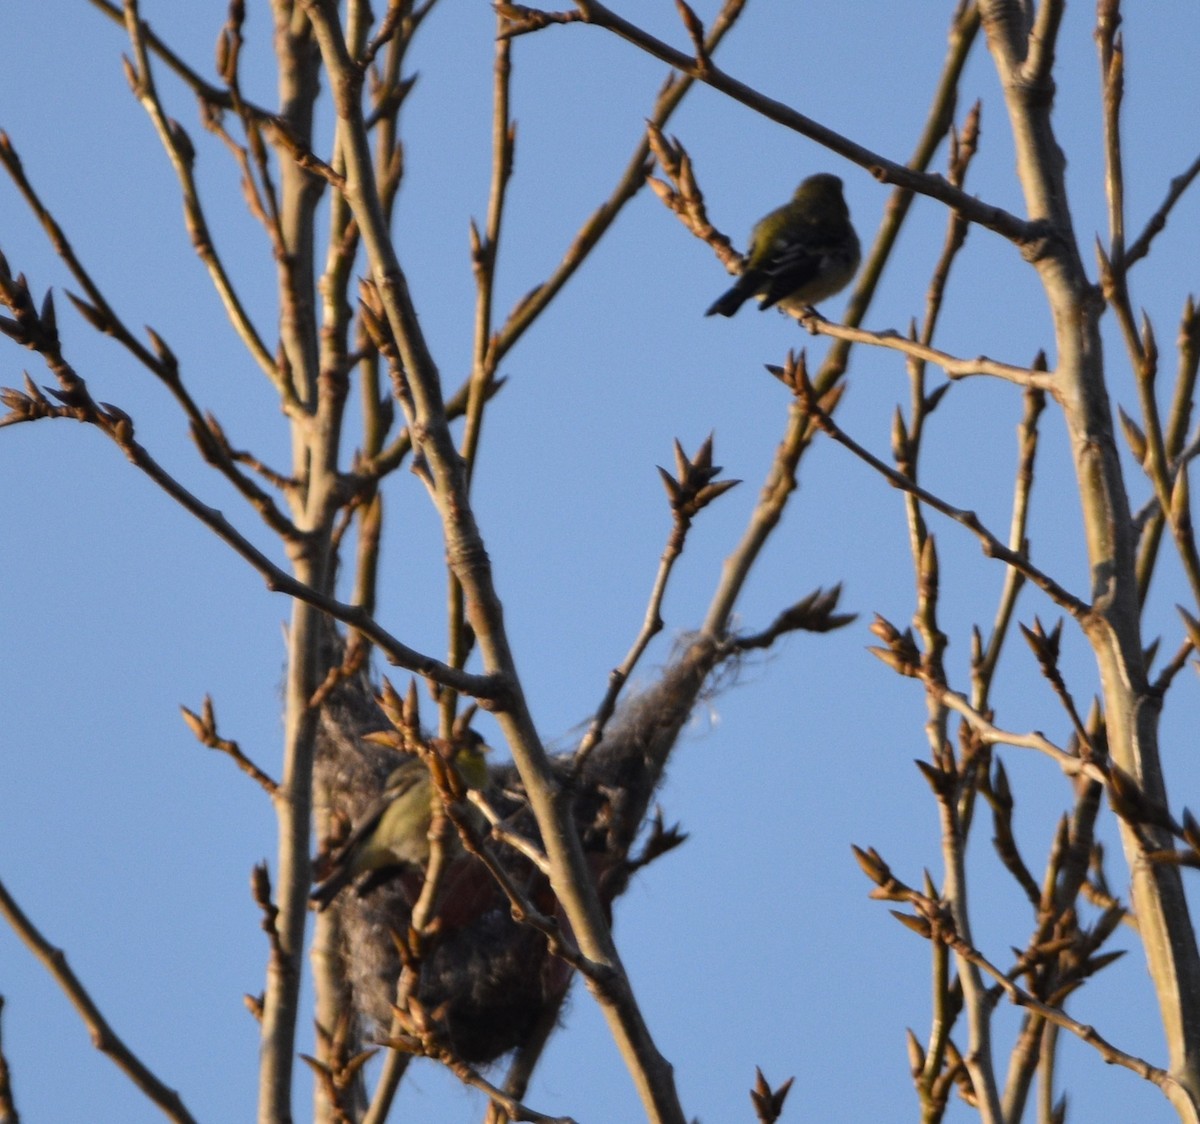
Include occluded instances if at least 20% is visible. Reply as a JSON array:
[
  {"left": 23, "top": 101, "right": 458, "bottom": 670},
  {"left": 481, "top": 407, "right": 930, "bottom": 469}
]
[
  {"left": 310, "top": 733, "right": 491, "bottom": 911},
  {"left": 705, "top": 173, "right": 860, "bottom": 318}
]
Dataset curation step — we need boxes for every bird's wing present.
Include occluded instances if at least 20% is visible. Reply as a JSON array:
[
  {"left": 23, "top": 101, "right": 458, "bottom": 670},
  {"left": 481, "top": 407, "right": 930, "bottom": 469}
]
[
  {"left": 322, "top": 793, "right": 391, "bottom": 870},
  {"left": 323, "top": 765, "right": 426, "bottom": 866},
  {"left": 754, "top": 233, "right": 825, "bottom": 307}
]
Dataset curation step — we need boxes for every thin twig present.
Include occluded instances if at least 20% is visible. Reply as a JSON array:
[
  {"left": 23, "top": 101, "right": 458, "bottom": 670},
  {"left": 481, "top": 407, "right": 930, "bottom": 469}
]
[
  {"left": 179, "top": 696, "right": 278, "bottom": 795},
  {"left": 89, "top": 0, "right": 343, "bottom": 185},
  {"left": 0, "top": 360, "right": 497, "bottom": 700},
  {"left": 1121, "top": 152, "right": 1200, "bottom": 270},
  {"left": 490, "top": 0, "right": 751, "bottom": 367},
  {"left": 554, "top": 0, "right": 1038, "bottom": 248},
  {"left": 800, "top": 309, "right": 1057, "bottom": 390},
  {"left": 793, "top": 363, "right": 1087, "bottom": 617},
  {"left": 949, "top": 926, "right": 1184, "bottom": 1099},
  {"left": 699, "top": 2, "right": 983, "bottom": 638},
  {"left": 930, "top": 684, "right": 1106, "bottom": 784},
  {"left": 122, "top": 1, "right": 285, "bottom": 394},
  {"left": 442, "top": 11, "right": 519, "bottom": 733},
  {"left": 0, "top": 878, "right": 197, "bottom": 1124},
  {"left": 572, "top": 492, "right": 695, "bottom": 772},
  {"left": 0, "top": 997, "right": 18, "bottom": 1124},
  {"left": 0, "top": 135, "right": 303, "bottom": 537},
  {"left": 975, "top": 386, "right": 1044, "bottom": 696}
]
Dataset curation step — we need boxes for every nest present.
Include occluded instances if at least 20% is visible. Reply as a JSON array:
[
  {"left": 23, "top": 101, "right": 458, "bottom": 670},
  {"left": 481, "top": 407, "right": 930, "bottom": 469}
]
[{"left": 313, "top": 634, "right": 723, "bottom": 1064}]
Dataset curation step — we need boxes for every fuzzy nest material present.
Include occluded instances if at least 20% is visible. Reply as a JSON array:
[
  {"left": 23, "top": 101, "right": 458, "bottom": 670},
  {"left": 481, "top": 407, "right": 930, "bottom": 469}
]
[{"left": 313, "top": 634, "right": 722, "bottom": 1064}]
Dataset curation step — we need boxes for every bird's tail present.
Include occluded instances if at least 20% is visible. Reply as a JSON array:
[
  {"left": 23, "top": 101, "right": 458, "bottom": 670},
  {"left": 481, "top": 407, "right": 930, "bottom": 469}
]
[
  {"left": 705, "top": 275, "right": 756, "bottom": 317},
  {"left": 310, "top": 865, "right": 354, "bottom": 911}
]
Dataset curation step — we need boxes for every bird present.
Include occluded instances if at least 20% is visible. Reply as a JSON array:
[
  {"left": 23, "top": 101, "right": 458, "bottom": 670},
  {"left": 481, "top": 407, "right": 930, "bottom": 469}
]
[
  {"left": 310, "top": 732, "right": 491, "bottom": 910},
  {"left": 705, "top": 173, "right": 860, "bottom": 318}
]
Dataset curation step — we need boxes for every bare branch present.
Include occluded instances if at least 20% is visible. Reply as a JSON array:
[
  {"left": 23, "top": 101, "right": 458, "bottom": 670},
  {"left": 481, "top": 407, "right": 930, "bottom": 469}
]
[
  {"left": 789, "top": 359, "right": 1088, "bottom": 618},
  {"left": 575, "top": 436, "right": 737, "bottom": 771},
  {"left": 121, "top": 2, "right": 286, "bottom": 392},
  {"left": 699, "top": 3, "right": 984, "bottom": 638},
  {"left": 545, "top": 1, "right": 1039, "bottom": 248},
  {"left": 299, "top": 3, "right": 687, "bottom": 1118},
  {"left": 1122, "top": 153, "right": 1200, "bottom": 270},
  {"left": 799, "top": 309, "right": 1057, "bottom": 390},
  {"left": 0, "top": 877, "right": 197, "bottom": 1124},
  {"left": 491, "top": 0, "right": 752, "bottom": 367},
  {"left": 180, "top": 696, "right": 278, "bottom": 795},
  {"left": 0, "top": 352, "right": 497, "bottom": 700},
  {"left": 0, "top": 997, "right": 18, "bottom": 1124}
]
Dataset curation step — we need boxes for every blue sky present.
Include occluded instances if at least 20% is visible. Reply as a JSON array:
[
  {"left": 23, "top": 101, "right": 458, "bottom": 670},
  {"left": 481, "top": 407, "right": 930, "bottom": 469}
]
[{"left": 2, "top": 2, "right": 1199, "bottom": 1121}]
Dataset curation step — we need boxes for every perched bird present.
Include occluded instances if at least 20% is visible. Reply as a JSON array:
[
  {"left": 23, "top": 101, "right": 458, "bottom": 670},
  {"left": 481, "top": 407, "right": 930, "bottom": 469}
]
[
  {"left": 310, "top": 733, "right": 491, "bottom": 910},
  {"left": 705, "top": 173, "right": 860, "bottom": 318}
]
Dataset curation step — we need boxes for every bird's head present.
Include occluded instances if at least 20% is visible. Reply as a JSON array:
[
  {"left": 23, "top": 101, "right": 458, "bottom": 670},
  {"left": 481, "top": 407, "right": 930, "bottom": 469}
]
[
  {"left": 380, "top": 731, "right": 491, "bottom": 795},
  {"left": 449, "top": 729, "right": 492, "bottom": 790},
  {"left": 792, "top": 173, "right": 849, "bottom": 217}
]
